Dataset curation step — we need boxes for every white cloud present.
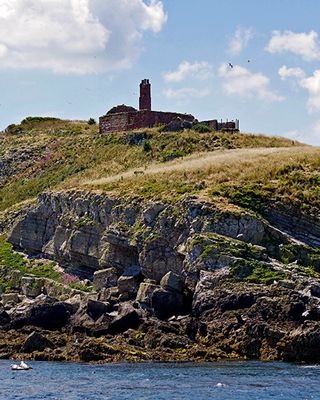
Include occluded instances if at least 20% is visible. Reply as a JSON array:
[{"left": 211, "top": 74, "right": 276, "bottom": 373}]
[
  {"left": 163, "top": 87, "right": 211, "bottom": 100},
  {"left": 0, "top": 0, "right": 167, "bottom": 74},
  {"left": 163, "top": 61, "right": 213, "bottom": 83},
  {"left": 278, "top": 65, "right": 305, "bottom": 80},
  {"left": 0, "top": 43, "right": 7, "bottom": 57},
  {"left": 228, "top": 27, "right": 253, "bottom": 55},
  {"left": 299, "top": 69, "right": 320, "bottom": 112},
  {"left": 266, "top": 30, "right": 320, "bottom": 61},
  {"left": 219, "top": 64, "right": 284, "bottom": 102}
]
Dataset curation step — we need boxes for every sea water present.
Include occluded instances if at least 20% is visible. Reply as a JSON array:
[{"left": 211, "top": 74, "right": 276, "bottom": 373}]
[{"left": 0, "top": 360, "right": 319, "bottom": 400}]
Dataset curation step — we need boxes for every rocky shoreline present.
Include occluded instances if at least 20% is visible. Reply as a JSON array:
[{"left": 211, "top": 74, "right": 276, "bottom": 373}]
[{"left": 0, "top": 190, "right": 319, "bottom": 363}]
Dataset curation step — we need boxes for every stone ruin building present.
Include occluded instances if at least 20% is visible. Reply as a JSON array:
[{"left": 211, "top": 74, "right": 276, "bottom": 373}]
[{"left": 99, "top": 79, "right": 239, "bottom": 133}]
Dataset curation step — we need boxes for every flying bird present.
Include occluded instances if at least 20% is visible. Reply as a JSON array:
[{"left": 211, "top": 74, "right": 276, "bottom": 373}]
[{"left": 228, "top": 63, "right": 233, "bottom": 68}]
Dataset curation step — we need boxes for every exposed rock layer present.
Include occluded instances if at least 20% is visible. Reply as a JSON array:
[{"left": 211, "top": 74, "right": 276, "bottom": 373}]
[{"left": 2, "top": 190, "right": 320, "bottom": 363}]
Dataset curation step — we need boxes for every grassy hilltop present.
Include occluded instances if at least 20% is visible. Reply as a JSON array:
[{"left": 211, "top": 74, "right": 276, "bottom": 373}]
[{"left": 0, "top": 116, "right": 319, "bottom": 216}]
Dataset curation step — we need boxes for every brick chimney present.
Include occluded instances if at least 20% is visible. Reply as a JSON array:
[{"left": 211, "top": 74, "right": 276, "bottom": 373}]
[{"left": 139, "top": 79, "right": 151, "bottom": 111}]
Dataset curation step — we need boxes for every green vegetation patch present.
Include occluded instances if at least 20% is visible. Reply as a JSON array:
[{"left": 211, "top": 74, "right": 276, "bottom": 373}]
[
  {"left": 279, "top": 243, "right": 320, "bottom": 270},
  {"left": 193, "top": 124, "right": 213, "bottom": 133},
  {"left": 0, "top": 235, "right": 91, "bottom": 291},
  {"left": 210, "top": 183, "right": 271, "bottom": 213},
  {"left": 231, "top": 260, "right": 287, "bottom": 285},
  {"left": 192, "top": 233, "right": 267, "bottom": 262},
  {"left": 0, "top": 236, "right": 28, "bottom": 273},
  {"left": 0, "top": 278, "right": 14, "bottom": 293}
]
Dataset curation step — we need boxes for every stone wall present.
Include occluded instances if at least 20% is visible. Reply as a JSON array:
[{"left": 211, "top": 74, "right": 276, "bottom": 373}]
[
  {"left": 200, "top": 120, "right": 239, "bottom": 131},
  {"left": 99, "top": 112, "right": 129, "bottom": 133},
  {"left": 99, "top": 110, "right": 195, "bottom": 133}
]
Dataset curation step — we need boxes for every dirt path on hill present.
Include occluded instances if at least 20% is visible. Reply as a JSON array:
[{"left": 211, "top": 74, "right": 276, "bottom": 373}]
[{"left": 83, "top": 146, "right": 310, "bottom": 186}]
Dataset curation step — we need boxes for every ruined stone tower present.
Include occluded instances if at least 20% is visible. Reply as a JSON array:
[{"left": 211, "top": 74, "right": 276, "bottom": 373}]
[{"left": 139, "top": 79, "right": 151, "bottom": 111}]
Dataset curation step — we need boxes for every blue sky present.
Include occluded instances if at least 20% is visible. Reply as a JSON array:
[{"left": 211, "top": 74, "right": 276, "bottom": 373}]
[{"left": 0, "top": 0, "right": 320, "bottom": 144}]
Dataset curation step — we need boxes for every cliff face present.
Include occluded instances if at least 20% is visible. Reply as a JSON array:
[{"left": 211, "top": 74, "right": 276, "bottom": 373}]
[
  {"left": 3, "top": 190, "right": 320, "bottom": 363},
  {"left": 9, "top": 190, "right": 292, "bottom": 282}
]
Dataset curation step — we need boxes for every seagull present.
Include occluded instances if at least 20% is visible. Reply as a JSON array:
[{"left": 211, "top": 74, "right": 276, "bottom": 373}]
[{"left": 228, "top": 62, "right": 233, "bottom": 68}]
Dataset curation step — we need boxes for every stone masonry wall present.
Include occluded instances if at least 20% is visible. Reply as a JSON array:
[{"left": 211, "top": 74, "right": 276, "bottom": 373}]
[{"left": 99, "top": 110, "right": 195, "bottom": 133}]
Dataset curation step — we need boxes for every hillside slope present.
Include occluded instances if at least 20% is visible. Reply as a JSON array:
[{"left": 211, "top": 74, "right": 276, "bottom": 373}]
[
  {"left": 0, "top": 117, "right": 304, "bottom": 212},
  {"left": 0, "top": 118, "right": 319, "bottom": 363}
]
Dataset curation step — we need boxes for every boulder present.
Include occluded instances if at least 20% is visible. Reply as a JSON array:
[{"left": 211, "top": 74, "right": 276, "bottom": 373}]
[
  {"left": 64, "top": 294, "right": 82, "bottom": 313},
  {"left": 98, "top": 286, "right": 119, "bottom": 302},
  {"left": 86, "top": 299, "right": 110, "bottom": 321},
  {"left": 117, "top": 276, "right": 138, "bottom": 295},
  {"left": 108, "top": 303, "right": 141, "bottom": 334},
  {"left": 93, "top": 268, "right": 118, "bottom": 291},
  {"left": 136, "top": 282, "right": 158, "bottom": 304},
  {"left": 22, "top": 331, "right": 54, "bottom": 353},
  {"left": 117, "top": 265, "right": 142, "bottom": 296},
  {"left": 160, "top": 272, "right": 184, "bottom": 292},
  {"left": 26, "top": 302, "right": 74, "bottom": 330},
  {"left": 21, "top": 277, "right": 43, "bottom": 298},
  {"left": 151, "top": 288, "right": 184, "bottom": 320},
  {"left": 0, "top": 309, "right": 11, "bottom": 326},
  {"left": 1, "top": 293, "right": 20, "bottom": 307},
  {"left": 123, "top": 131, "right": 149, "bottom": 146}
]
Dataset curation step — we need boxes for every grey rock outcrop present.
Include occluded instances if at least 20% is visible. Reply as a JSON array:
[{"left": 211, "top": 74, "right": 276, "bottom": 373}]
[
  {"left": 108, "top": 303, "right": 141, "bottom": 334},
  {"left": 21, "top": 277, "right": 43, "bottom": 298},
  {"left": 151, "top": 288, "right": 184, "bottom": 320},
  {"left": 8, "top": 191, "right": 308, "bottom": 289},
  {"left": 136, "top": 281, "right": 158, "bottom": 305},
  {"left": 86, "top": 299, "right": 110, "bottom": 321},
  {"left": 93, "top": 268, "right": 118, "bottom": 291},
  {"left": 160, "top": 272, "right": 184, "bottom": 292},
  {"left": 117, "top": 265, "right": 142, "bottom": 296},
  {"left": 22, "top": 331, "right": 54, "bottom": 353}
]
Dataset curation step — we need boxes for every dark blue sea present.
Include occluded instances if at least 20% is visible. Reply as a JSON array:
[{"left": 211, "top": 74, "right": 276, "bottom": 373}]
[{"left": 1, "top": 360, "right": 319, "bottom": 399}]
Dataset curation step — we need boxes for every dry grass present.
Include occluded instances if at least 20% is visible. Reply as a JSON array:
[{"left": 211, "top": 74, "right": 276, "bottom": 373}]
[
  {"left": 81, "top": 147, "right": 304, "bottom": 186},
  {"left": 80, "top": 146, "right": 320, "bottom": 213},
  {"left": 0, "top": 117, "right": 315, "bottom": 213}
]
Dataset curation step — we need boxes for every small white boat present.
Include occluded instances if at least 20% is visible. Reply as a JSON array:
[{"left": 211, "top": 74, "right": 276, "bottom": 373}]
[{"left": 11, "top": 361, "right": 32, "bottom": 371}]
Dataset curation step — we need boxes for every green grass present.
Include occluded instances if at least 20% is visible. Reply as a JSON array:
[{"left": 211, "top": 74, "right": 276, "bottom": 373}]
[
  {"left": 0, "top": 235, "right": 91, "bottom": 291},
  {"left": 0, "top": 236, "right": 28, "bottom": 272},
  {"left": 244, "top": 266, "right": 287, "bottom": 285},
  {"left": 231, "top": 260, "right": 287, "bottom": 285},
  {"left": 0, "top": 278, "right": 14, "bottom": 293},
  {"left": 69, "top": 282, "right": 93, "bottom": 292}
]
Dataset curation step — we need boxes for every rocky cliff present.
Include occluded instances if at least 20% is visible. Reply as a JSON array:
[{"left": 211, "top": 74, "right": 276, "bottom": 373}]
[{"left": 0, "top": 189, "right": 319, "bottom": 363}]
